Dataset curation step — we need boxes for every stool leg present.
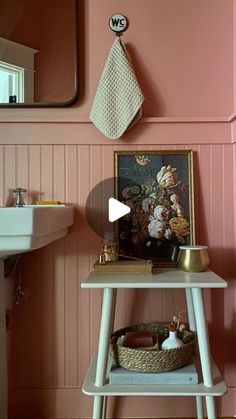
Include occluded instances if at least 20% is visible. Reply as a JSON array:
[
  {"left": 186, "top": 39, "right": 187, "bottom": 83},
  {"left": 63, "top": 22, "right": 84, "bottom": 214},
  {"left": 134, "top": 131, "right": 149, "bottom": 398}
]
[
  {"left": 192, "top": 288, "right": 217, "bottom": 419},
  {"left": 95, "top": 288, "right": 117, "bottom": 386},
  {"left": 102, "top": 396, "right": 107, "bottom": 419},
  {"left": 185, "top": 288, "right": 196, "bottom": 331},
  {"left": 93, "top": 396, "right": 104, "bottom": 419},
  {"left": 93, "top": 288, "right": 117, "bottom": 419},
  {"left": 206, "top": 396, "right": 216, "bottom": 419},
  {"left": 186, "top": 290, "right": 204, "bottom": 419},
  {"left": 196, "top": 395, "right": 204, "bottom": 419},
  {"left": 192, "top": 288, "right": 213, "bottom": 387},
  {"left": 92, "top": 395, "right": 107, "bottom": 419}
]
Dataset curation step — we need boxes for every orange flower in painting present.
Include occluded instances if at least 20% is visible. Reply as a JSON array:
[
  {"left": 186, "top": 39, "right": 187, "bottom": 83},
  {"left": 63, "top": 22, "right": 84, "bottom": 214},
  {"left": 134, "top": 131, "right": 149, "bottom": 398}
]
[{"left": 169, "top": 217, "right": 189, "bottom": 236}]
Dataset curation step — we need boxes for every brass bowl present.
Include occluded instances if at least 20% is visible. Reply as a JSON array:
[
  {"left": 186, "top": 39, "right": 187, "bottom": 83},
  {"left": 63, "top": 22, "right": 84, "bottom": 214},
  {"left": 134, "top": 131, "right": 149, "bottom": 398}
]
[{"left": 177, "top": 245, "right": 209, "bottom": 272}]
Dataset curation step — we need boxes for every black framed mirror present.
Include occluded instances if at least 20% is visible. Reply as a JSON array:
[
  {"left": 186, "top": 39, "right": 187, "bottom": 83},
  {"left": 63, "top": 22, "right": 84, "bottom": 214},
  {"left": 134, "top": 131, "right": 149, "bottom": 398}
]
[{"left": 0, "top": 0, "right": 78, "bottom": 107}]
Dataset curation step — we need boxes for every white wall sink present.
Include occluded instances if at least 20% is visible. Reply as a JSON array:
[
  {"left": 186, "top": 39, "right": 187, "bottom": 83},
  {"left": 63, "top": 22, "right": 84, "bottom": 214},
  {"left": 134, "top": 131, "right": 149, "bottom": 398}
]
[
  {"left": 0, "top": 205, "right": 74, "bottom": 257},
  {"left": 0, "top": 204, "right": 74, "bottom": 417}
]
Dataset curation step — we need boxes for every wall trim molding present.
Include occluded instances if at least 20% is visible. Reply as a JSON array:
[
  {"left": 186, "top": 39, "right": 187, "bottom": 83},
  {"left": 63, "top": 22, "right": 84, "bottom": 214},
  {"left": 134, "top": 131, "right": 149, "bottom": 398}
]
[
  {"left": 0, "top": 120, "right": 233, "bottom": 145},
  {"left": 0, "top": 114, "right": 233, "bottom": 124},
  {"left": 0, "top": 113, "right": 234, "bottom": 145}
]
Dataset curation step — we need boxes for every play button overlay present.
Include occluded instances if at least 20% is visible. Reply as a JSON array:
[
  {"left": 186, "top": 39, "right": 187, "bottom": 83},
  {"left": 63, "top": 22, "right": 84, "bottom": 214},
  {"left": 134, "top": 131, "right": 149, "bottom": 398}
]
[
  {"left": 108, "top": 198, "right": 130, "bottom": 222},
  {"left": 85, "top": 176, "right": 138, "bottom": 239}
]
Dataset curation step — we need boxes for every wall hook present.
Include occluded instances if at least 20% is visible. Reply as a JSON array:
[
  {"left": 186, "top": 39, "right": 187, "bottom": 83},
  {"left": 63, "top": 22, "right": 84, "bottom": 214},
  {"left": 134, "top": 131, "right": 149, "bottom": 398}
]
[{"left": 109, "top": 14, "right": 128, "bottom": 36}]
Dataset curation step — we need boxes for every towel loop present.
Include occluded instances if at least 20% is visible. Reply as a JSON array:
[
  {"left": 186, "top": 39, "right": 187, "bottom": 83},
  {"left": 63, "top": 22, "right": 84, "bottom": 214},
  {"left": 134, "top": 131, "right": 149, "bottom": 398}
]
[{"left": 109, "top": 14, "right": 128, "bottom": 36}]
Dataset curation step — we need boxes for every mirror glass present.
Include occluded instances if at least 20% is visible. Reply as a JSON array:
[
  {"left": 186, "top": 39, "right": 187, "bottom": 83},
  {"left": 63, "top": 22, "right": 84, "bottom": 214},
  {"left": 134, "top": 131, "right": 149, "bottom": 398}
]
[{"left": 0, "top": 0, "right": 78, "bottom": 107}]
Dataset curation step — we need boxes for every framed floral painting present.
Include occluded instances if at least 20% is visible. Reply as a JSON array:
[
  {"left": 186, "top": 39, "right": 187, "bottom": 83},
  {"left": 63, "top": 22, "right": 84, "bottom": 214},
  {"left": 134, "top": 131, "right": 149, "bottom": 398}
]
[{"left": 114, "top": 150, "right": 195, "bottom": 266}]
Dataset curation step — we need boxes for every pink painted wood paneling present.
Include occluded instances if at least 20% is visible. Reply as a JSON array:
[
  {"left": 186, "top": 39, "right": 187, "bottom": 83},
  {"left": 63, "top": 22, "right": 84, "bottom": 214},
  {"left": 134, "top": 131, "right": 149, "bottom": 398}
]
[
  {"left": 2, "top": 143, "right": 234, "bottom": 418},
  {"left": 41, "top": 146, "right": 53, "bottom": 201},
  {"left": 29, "top": 145, "right": 41, "bottom": 203},
  {"left": 4, "top": 145, "right": 16, "bottom": 206},
  {"left": 53, "top": 146, "right": 65, "bottom": 203},
  {"left": 64, "top": 146, "right": 78, "bottom": 387},
  {"left": 77, "top": 146, "right": 91, "bottom": 386},
  {"left": 41, "top": 244, "right": 56, "bottom": 388},
  {"left": 53, "top": 239, "right": 66, "bottom": 388},
  {"left": 15, "top": 146, "right": 29, "bottom": 203},
  {"left": 28, "top": 250, "right": 43, "bottom": 388},
  {"left": 89, "top": 146, "right": 104, "bottom": 356},
  {"left": 52, "top": 146, "right": 66, "bottom": 386}
]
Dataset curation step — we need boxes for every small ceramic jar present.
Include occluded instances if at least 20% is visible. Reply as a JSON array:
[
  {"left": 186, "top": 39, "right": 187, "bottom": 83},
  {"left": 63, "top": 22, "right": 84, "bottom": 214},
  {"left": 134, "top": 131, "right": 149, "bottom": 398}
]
[{"left": 161, "top": 322, "right": 184, "bottom": 350}]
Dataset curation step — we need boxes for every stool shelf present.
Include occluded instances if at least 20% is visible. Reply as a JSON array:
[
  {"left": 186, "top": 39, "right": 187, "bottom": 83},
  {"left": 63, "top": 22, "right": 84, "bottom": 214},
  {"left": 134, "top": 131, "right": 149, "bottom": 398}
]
[
  {"left": 83, "top": 353, "right": 226, "bottom": 397},
  {"left": 81, "top": 268, "right": 227, "bottom": 419}
]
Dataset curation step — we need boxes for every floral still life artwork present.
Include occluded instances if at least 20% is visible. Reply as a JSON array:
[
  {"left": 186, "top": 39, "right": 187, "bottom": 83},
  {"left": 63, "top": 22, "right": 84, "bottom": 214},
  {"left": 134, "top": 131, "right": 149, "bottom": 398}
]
[{"left": 114, "top": 151, "right": 195, "bottom": 265}]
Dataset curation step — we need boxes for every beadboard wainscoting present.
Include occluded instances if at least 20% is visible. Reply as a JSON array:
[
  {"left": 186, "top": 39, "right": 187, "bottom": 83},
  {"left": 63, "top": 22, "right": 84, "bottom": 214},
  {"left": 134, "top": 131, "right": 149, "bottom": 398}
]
[{"left": 0, "top": 143, "right": 234, "bottom": 418}]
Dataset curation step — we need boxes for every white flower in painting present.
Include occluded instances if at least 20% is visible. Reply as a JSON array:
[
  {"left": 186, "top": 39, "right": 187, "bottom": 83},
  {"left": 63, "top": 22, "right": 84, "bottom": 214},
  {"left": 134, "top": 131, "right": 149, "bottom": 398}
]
[
  {"left": 153, "top": 205, "right": 170, "bottom": 222},
  {"left": 142, "top": 197, "right": 152, "bottom": 212},
  {"left": 170, "top": 194, "right": 184, "bottom": 217},
  {"left": 157, "top": 165, "right": 180, "bottom": 189},
  {"left": 148, "top": 220, "right": 165, "bottom": 239},
  {"left": 164, "top": 228, "right": 173, "bottom": 240},
  {"left": 170, "top": 194, "right": 180, "bottom": 204}
]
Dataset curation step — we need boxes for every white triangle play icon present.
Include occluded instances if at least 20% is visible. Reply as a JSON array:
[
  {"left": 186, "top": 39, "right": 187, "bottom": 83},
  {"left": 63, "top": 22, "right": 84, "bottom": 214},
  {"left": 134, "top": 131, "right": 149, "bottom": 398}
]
[{"left": 109, "top": 198, "right": 130, "bottom": 222}]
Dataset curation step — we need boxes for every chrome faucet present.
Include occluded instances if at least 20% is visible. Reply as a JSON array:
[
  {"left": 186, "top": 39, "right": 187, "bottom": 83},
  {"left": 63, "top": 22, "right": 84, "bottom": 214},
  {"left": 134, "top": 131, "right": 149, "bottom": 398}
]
[{"left": 13, "top": 187, "right": 27, "bottom": 207}]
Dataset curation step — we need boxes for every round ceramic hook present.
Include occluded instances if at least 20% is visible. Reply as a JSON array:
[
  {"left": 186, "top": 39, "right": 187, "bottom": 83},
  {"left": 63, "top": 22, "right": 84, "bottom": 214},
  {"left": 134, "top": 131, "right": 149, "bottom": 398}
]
[{"left": 109, "top": 14, "right": 128, "bottom": 35}]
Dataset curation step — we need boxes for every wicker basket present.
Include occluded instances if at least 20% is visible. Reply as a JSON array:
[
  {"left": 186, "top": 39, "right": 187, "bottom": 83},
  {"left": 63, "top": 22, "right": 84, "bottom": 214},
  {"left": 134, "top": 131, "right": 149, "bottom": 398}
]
[{"left": 110, "top": 322, "right": 196, "bottom": 373}]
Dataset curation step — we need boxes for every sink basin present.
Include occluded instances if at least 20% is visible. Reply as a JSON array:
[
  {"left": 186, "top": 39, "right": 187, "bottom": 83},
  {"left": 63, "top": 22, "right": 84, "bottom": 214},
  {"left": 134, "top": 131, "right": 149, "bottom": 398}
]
[
  {"left": 0, "top": 205, "right": 74, "bottom": 257},
  {"left": 0, "top": 204, "right": 74, "bottom": 418}
]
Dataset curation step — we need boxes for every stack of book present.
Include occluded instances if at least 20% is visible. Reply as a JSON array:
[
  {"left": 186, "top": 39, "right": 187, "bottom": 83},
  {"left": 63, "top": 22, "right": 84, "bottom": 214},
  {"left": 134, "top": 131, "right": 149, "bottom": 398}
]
[
  {"left": 109, "top": 362, "right": 199, "bottom": 385},
  {"left": 93, "top": 260, "right": 153, "bottom": 274}
]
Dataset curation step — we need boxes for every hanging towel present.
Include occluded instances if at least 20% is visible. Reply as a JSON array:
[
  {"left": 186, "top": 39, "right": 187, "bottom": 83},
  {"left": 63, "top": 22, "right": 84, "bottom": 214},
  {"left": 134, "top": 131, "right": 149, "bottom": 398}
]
[{"left": 90, "top": 37, "right": 144, "bottom": 140}]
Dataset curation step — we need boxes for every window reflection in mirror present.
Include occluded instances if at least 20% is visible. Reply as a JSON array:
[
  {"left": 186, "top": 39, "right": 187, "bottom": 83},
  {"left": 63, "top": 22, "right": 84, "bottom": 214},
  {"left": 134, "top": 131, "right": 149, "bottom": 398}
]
[{"left": 0, "top": 0, "right": 78, "bottom": 107}]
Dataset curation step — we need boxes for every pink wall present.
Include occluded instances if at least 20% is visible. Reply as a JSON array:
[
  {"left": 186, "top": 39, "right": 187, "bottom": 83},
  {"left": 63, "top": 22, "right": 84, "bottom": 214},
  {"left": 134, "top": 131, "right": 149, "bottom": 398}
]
[{"left": 0, "top": 1, "right": 235, "bottom": 418}]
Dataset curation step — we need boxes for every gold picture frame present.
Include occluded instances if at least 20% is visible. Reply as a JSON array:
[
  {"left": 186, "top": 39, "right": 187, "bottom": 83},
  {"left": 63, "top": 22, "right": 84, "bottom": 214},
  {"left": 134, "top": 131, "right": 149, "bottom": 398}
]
[{"left": 114, "top": 150, "right": 195, "bottom": 266}]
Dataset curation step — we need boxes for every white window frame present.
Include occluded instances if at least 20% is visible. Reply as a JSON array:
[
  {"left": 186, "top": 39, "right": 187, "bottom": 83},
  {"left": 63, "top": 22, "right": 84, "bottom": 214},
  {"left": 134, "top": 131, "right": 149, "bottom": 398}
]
[
  {"left": 0, "top": 61, "right": 24, "bottom": 103},
  {"left": 0, "top": 37, "right": 38, "bottom": 103}
]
